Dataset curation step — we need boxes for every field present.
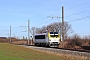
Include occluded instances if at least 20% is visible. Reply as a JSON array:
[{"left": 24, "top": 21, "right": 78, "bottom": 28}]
[{"left": 0, "top": 43, "right": 84, "bottom": 60}]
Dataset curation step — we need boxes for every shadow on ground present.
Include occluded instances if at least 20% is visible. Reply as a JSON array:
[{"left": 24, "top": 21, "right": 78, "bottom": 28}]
[{"left": 81, "top": 46, "right": 90, "bottom": 50}]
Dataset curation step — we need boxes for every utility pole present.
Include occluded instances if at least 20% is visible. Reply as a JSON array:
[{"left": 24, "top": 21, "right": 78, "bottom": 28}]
[
  {"left": 10, "top": 26, "right": 11, "bottom": 43},
  {"left": 28, "top": 20, "right": 30, "bottom": 45},
  {"left": 19, "top": 20, "right": 30, "bottom": 45},
  {"left": 62, "top": 6, "right": 64, "bottom": 48}
]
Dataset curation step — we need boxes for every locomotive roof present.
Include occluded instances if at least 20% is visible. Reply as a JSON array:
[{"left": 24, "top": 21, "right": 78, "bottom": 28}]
[
  {"left": 34, "top": 32, "right": 59, "bottom": 36},
  {"left": 34, "top": 33, "right": 47, "bottom": 36}
]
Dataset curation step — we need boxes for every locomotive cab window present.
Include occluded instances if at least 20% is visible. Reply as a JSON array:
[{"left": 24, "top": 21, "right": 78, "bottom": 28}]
[{"left": 35, "top": 35, "right": 45, "bottom": 39}]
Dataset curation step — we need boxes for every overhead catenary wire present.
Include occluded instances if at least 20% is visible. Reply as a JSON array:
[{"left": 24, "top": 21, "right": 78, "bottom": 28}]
[
  {"left": 31, "top": 10, "right": 62, "bottom": 25},
  {"left": 33, "top": 19, "right": 52, "bottom": 27},
  {"left": 7, "top": 15, "right": 90, "bottom": 36},
  {"left": 65, "top": 0, "right": 90, "bottom": 12},
  {"left": 9, "top": 0, "right": 90, "bottom": 38},
  {"left": 65, "top": 9, "right": 90, "bottom": 18},
  {"left": 68, "top": 16, "right": 90, "bottom": 22},
  {"left": 34, "top": 15, "right": 62, "bottom": 27},
  {"left": 30, "top": 0, "right": 90, "bottom": 27},
  {"left": 63, "top": 0, "right": 90, "bottom": 23},
  {"left": 31, "top": 6, "right": 63, "bottom": 24},
  {"left": 45, "top": 0, "right": 90, "bottom": 24}
]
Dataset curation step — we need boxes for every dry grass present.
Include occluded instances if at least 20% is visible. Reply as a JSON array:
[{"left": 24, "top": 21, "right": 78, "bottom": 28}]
[
  {"left": 1, "top": 36, "right": 90, "bottom": 50},
  {"left": 11, "top": 40, "right": 27, "bottom": 45},
  {"left": 30, "top": 47, "right": 89, "bottom": 60},
  {"left": 0, "top": 43, "right": 66, "bottom": 60}
]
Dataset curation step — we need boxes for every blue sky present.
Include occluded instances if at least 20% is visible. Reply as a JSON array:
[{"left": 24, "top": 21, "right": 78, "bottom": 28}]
[{"left": 0, "top": 0, "right": 90, "bottom": 38}]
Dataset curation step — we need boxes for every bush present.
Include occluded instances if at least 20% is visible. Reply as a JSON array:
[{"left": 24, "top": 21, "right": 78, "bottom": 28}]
[
  {"left": 88, "top": 41, "right": 90, "bottom": 46},
  {"left": 66, "top": 39, "right": 82, "bottom": 49},
  {"left": 0, "top": 39, "right": 9, "bottom": 43}
]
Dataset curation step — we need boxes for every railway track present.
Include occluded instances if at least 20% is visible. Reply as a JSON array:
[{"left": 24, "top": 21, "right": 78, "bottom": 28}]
[{"left": 19, "top": 45, "right": 90, "bottom": 59}]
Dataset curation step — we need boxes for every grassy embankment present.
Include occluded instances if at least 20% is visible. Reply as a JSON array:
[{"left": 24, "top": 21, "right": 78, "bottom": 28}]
[{"left": 0, "top": 43, "right": 88, "bottom": 60}]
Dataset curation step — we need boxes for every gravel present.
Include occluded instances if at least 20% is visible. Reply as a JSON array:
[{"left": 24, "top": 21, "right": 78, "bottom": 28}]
[{"left": 19, "top": 45, "right": 90, "bottom": 59}]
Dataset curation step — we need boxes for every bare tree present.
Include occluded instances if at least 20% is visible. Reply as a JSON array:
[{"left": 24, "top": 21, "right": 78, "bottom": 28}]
[
  {"left": 47, "top": 22, "right": 73, "bottom": 39},
  {"left": 30, "top": 27, "right": 35, "bottom": 36},
  {"left": 30, "top": 27, "right": 40, "bottom": 36},
  {"left": 30, "top": 21, "right": 74, "bottom": 39}
]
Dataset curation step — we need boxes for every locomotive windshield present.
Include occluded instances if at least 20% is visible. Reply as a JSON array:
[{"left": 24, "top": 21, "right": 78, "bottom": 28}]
[
  {"left": 50, "top": 32, "right": 59, "bottom": 37},
  {"left": 50, "top": 32, "right": 58, "bottom": 34}
]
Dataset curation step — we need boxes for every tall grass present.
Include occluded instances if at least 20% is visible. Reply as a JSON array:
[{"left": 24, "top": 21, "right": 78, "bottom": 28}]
[{"left": 64, "top": 34, "right": 90, "bottom": 49}]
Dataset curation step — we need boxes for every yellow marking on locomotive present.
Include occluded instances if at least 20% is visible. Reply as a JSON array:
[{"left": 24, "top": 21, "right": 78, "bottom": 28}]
[{"left": 48, "top": 32, "right": 60, "bottom": 38}]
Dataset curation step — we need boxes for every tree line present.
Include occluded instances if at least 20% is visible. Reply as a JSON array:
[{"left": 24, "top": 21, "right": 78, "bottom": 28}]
[{"left": 30, "top": 21, "right": 74, "bottom": 39}]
